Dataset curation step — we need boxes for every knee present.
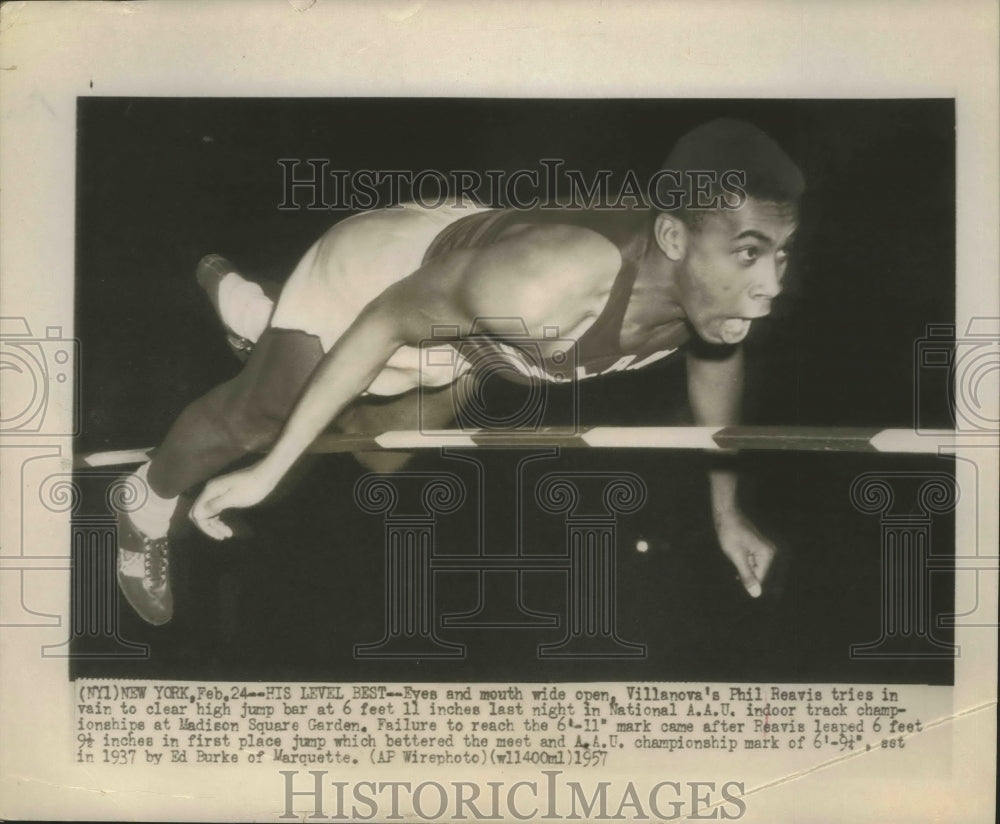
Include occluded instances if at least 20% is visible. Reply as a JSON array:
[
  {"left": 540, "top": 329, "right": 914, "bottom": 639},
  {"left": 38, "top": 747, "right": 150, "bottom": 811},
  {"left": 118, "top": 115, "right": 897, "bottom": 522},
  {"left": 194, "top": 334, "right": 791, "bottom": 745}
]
[
  {"left": 232, "top": 399, "right": 286, "bottom": 452},
  {"left": 170, "top": 375, "right": 290, "bottom": 457},
  {"left": 217, "top": 388, "right": 288, "bottom": 453}
]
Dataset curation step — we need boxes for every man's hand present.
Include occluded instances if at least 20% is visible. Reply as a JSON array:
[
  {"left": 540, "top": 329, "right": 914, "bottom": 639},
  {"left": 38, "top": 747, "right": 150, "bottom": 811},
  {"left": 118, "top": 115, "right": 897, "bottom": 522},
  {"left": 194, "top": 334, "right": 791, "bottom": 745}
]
[
  {"left": 714, "top": 509, "right": 776, "bottom": 598},
  {"left": 189, "top": 465, "right": 277, "bottom": 540}
]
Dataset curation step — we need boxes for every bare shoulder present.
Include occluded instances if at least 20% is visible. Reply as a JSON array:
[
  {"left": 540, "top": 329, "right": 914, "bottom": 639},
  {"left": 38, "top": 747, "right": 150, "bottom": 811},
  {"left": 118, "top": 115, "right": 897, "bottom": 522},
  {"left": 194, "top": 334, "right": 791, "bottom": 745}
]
[
  {"left": 458, "top": 223, "right": 622, "bottom": 327},
  {"left": 491, "top": 222, "right": 621, "bottom": 286}
]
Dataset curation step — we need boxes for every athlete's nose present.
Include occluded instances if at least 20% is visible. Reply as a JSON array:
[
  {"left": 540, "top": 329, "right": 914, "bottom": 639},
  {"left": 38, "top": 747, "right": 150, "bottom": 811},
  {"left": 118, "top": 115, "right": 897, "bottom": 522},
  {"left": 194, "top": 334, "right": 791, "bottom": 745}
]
[{"left": 750, "top": 259, "right": 782, "bottom": 302}]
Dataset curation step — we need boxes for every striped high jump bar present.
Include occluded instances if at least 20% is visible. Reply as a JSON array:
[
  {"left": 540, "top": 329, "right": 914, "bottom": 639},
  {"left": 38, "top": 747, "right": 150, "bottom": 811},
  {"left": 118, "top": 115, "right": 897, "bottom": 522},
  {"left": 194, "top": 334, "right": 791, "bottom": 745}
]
[{"left": 77, "top": 426, "right": 963, "bottom": 468}]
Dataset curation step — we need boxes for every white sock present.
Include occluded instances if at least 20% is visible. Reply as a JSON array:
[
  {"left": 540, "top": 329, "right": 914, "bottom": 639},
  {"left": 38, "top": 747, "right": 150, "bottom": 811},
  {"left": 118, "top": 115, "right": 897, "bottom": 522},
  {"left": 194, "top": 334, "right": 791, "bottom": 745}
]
[
  {"left": 217, "top": 272, "right": 274, "bottom": 343},
  {"left": 126, "top": 463, "right": 178, "bottom": 541}
]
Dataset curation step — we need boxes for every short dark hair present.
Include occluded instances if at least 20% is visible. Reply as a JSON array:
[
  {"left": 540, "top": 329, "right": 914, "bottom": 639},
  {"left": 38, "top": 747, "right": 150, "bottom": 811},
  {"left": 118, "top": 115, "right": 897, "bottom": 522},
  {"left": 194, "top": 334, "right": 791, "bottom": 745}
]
[{"left": 655, "top": 118, "right": 805, "bottom": 227}]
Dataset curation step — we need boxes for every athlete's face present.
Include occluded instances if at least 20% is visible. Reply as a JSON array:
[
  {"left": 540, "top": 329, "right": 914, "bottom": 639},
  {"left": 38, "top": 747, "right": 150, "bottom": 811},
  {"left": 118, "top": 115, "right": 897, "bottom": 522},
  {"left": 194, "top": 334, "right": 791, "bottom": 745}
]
[{"left": 675, "top": 198, "right": 798, "bottom": 345}]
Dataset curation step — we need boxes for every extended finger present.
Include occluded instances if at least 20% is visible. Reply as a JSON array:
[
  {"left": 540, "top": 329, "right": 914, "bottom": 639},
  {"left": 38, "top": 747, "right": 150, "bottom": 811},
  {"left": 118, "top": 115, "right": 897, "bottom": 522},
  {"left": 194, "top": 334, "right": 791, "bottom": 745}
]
[
  {"left": 190, "top": 491, "right": 234, "bottom": 539},
  {"left": 193, "top": 511, "right": 233, "bottom": 541},
  {"left": 752, "top": 543, "right": 776, "bottom": 583},
  {"left": 726, "top": 548, "right": 762, "bottom": 598},
  {"left": 191, "top": 482, "right": 232, "bottom": 521},
  {"left": 205, "top": 517, "right": 233, "bottom": 541}
]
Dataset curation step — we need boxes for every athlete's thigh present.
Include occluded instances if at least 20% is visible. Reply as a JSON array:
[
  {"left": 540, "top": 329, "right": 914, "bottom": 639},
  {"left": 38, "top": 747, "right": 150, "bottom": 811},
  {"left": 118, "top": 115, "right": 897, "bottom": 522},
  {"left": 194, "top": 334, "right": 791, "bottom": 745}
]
[{"left": 236, "top": 328, "right": 324, "bottom": 420}]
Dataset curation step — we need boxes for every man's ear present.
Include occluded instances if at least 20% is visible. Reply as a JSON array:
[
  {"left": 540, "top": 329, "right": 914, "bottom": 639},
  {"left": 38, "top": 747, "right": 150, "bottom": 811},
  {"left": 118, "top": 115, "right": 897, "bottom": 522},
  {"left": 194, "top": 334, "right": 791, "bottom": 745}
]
[{"left": 654, "top": 212, "right": 687, "bottom": 262}]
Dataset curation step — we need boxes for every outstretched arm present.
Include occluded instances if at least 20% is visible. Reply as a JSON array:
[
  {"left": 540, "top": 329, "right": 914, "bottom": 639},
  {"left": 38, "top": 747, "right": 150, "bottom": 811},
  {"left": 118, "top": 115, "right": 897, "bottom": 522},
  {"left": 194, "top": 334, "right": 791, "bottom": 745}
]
[
  {"left": 686, "top": 344, "right": 775, "bottom": 597},
  {"left": 188, "top": 224, "right": 613, "bottom": 539}
]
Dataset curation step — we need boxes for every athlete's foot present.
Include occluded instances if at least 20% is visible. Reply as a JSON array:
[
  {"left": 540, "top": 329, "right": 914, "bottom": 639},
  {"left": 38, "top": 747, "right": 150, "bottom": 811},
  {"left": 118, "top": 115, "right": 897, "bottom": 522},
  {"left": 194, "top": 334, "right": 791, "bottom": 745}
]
[
  {"left": 196, "top": 254, "right": 257, "bottom": 362},
  {"left": 116, "top": 510, "right": 173, "bottom": 626}
]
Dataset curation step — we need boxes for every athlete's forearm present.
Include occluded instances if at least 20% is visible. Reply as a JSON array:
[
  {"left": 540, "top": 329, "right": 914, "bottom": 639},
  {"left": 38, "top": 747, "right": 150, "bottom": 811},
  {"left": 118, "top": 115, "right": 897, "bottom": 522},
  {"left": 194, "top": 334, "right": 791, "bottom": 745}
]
[
  {"left": 254, "top": 299, "right": 405, "bottom": 488},
  {"left": 686, "top": 345, "right": 744, "bottom": 521}
]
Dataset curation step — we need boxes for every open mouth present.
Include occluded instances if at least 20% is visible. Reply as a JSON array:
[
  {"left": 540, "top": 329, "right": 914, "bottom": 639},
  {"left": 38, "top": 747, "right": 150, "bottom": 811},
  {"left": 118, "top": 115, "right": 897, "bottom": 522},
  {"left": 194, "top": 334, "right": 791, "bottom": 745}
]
[{"left": 719, "top": 318, "right": 752, "bottom": 344}]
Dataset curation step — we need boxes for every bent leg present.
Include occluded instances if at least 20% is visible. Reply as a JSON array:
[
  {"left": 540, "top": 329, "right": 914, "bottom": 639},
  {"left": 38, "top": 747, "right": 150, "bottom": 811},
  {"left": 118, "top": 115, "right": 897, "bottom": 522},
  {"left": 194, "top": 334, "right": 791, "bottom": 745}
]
[
  {"left": 118, "top": 329, "right": 322, "bottom": 624},
  {"left": 147, "top": 328, "right": 323, "bottom": 498}
]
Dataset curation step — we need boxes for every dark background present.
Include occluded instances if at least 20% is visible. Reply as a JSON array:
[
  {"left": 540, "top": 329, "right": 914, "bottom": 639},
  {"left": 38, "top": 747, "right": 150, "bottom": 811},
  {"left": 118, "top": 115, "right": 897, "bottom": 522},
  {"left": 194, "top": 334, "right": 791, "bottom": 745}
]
[{"left": 72, "top": 98, "right": 956, "bottom": 684}]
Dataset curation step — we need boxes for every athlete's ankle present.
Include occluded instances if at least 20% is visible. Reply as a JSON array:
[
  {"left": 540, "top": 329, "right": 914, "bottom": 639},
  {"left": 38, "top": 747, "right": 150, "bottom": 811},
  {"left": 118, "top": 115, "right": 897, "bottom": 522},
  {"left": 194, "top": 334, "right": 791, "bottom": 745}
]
[{"left": 127, "top": 463, "right": 178, "bottom": 540}]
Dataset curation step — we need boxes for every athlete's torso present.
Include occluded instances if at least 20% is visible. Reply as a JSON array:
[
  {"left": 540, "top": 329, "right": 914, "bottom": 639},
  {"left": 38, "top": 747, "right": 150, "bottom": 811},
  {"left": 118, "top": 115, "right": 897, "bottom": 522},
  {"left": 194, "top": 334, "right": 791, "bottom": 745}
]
[
  {"left": 419, "top": 207, "right": 691, "bottom": 386},
  {"left": 279, "top": 203, "right": 691, "bottom": 395}
]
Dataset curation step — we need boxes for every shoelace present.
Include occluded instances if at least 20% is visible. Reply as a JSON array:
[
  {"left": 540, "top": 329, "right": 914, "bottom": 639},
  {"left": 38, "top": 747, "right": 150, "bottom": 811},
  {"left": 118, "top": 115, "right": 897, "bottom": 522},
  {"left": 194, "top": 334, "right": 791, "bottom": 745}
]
[{"left": 143, "top": 537, "right": 170, "bottom": 589}]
